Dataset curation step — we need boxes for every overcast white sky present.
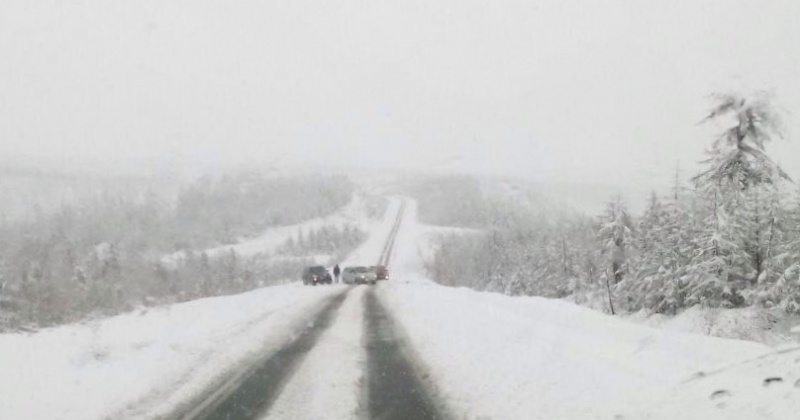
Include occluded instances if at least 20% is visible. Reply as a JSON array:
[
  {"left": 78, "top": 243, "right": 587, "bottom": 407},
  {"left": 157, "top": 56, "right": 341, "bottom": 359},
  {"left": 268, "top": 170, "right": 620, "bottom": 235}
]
[{"left": 1, "top": 0, "right": 799, "bottom": 192}]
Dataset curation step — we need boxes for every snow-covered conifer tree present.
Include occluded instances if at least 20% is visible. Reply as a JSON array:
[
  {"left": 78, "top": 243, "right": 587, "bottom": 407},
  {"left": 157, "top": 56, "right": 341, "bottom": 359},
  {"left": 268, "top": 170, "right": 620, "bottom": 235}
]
[{"left": 689, "top": 92, "right": 790, "bottom": 307}]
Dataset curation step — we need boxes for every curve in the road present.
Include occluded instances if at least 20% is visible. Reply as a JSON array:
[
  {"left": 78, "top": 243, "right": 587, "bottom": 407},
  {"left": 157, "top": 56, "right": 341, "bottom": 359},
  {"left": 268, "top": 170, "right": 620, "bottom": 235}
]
[{"left": 180, "top": 290, "right": 350, "bottom": 420}]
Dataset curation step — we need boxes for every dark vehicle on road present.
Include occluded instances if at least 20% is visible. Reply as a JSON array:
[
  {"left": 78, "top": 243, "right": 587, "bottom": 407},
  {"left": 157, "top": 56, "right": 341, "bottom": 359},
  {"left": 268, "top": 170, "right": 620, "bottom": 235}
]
[
  {"left": 342, "top": 266, "right": 377, "bottom": 285},
  {"left": 302, "top": 266, "right": 332, "bottom": 285},
  {"left": 374, "top": 265, "right": 389, "bottom": 281}
]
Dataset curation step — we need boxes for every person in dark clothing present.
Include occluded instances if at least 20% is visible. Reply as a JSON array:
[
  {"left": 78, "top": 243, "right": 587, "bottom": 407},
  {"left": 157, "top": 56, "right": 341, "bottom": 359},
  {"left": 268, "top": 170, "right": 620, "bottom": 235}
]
[{"left": 333, "top": 264, "right": 341, "bottom": 284}]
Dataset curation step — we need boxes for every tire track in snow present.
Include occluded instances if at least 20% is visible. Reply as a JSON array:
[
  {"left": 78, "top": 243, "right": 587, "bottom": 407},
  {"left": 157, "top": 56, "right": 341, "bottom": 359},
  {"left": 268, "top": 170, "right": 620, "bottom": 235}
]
[
  {"left": 265, "top": 286, "right": 368, "bottom": 420},
  {"left": 365, "top": 199, "right": 448, "bottom": 420},
  {"left": 364, "top": 288, "right": 445, "bottom": 420},
  {"left": 179, "top": 289, "right": 350, "bottom": 420},
  {"left": 377, "top": 200, "right": 406, "bottom": 267},
  {"left": 262, "top": 199, "right": 415, "bottom": 419}
]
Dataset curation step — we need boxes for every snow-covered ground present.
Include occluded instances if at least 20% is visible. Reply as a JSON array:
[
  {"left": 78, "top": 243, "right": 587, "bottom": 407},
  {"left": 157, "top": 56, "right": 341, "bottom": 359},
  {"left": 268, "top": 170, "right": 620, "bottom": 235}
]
[
  {"left": 629, "top": 345, "right": 800, "bottom": 420},
  {"left": 162, "top": 192, "right": 382, "bottom": 265},
  {"left": 624, "top": 305, "right": 800, "bottom": 347},
  {"left": 2, "top": 195, "right": 798, "bottom": 420},
  {"left": 378, "top": 197, "right": 800, "bottom": 419},
  {"left": 0, "top": 284, "right": 344, "bottom": 420}
]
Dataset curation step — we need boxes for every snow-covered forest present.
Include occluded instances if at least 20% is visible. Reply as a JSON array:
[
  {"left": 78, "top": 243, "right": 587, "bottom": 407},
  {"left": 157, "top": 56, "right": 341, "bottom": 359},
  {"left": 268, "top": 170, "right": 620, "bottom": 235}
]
[
  {"left": 424, "top": 93, "right": 800, "bottom": 317},
  {"left": 278, "top": 225, "right": 366, "bottom": 260},
  {"left": 0, "top": 173, "right": 357, "bottom": 330}
]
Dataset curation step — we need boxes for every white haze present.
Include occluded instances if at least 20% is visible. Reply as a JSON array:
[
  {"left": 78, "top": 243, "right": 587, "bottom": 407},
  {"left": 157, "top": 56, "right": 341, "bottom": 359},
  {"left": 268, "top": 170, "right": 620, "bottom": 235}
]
[{"left": 1, "top": 0, "right": 800, "bottom": 208}]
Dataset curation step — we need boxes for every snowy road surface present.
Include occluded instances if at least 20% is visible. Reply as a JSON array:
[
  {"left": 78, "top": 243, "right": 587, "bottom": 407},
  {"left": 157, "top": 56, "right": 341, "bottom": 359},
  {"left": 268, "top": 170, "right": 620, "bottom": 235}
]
[
  {"left": 364, "top": 288, "right": 442, "bottom": 419},
  {"left": 1, "top": 197, "right": 798, "bottom": 420},
  {"left": 166, "top": 199, "right": 442, "bottom": 420},
  {"left": 180, "top": 290, "right": 352, "bottom": 420}
]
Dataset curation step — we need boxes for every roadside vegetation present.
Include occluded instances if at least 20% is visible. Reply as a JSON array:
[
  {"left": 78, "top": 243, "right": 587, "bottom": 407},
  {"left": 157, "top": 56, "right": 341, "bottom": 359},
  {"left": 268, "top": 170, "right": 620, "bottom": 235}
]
[
  {"left": 0, "top": 173, "right": 355, "bottom": 330},
  {"left": 278, "top": 224, "right": 367, "bottom": 263},
  {"left": 423, "top": 92, "right": 800, "bottom": 318}
]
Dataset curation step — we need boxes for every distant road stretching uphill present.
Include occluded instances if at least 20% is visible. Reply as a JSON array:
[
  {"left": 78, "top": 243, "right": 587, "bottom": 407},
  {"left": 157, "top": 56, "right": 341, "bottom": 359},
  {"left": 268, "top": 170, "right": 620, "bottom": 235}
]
[
  {"left": 377, "top": 200, "right": 406, "bottom": 267},
  {"left": 366, "top": 199, "right": 445, "bottom": 420}
]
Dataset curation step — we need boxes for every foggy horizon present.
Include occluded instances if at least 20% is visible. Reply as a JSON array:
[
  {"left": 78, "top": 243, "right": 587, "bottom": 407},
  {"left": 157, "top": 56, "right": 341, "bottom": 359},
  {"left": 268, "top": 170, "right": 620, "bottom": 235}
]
[{"left": 3, "top": 0, "right": 800, "bottom": 206}]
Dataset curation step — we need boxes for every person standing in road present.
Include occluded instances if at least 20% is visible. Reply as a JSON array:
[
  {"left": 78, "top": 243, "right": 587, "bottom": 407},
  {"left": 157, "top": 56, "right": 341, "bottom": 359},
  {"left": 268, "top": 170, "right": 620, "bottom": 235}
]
[{"left": 333, "top": 264, "right": 341, "bottom": 284}]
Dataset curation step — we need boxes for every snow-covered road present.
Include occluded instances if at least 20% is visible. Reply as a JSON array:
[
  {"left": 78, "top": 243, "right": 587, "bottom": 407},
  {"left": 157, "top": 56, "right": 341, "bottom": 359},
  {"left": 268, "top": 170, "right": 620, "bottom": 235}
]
[
  {"left": 1, "top": 196, "right": 798, "bottom": 420},
  {"left": 0, "top": 283, "right": 345, "bottom": 420}
]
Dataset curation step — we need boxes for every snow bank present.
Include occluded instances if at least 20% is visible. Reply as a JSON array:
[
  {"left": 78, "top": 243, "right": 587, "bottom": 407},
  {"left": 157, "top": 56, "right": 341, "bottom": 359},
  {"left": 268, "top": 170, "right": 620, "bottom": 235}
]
[
  {"left": 378, "top": 281, "right": 773, "bottom": 419},
  {"left": 629, "top": 345, "right": 800, "bottom": 420},
  {"left": 0, "top": 284, "right": 346, "bottom": 420},
  {"left": 379, "top": 197, "right": 794, "bottom": 419},
  {"left": 624, "top": 306, "right": 800, "bottom": 347}
]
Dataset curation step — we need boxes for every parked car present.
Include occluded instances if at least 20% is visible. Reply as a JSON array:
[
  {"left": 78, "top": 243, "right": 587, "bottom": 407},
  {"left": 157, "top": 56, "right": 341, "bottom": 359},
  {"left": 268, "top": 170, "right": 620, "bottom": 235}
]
[
  {"left": 302, "top": 266, "right": 332, "bottom": 285},
  {"left": 342, "top": 266, "right": 377, "bottom": 285},
  {"left": 374, "top": 265, "right": 389, "bottom": 281}
]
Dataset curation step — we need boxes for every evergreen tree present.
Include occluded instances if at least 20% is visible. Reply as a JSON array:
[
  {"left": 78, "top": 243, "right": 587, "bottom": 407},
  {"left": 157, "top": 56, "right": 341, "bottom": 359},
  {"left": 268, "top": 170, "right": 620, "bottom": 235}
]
[
  {"left": 625, "top": 193, "right": 694, "bottom": 313},
  {"left": 597, "top": 198, "right": 635, "bottom": 314},
  {"left": 598, "top": 198, "right": 634, "bottom": 284},
  {"left": 689, "top": 92, "right": 789, "bottom": 308},
  {"left": 0, "top": 253, "right": 11, "bottom": 329},
  {"left": 752, "top": 187, "right": 800, "bottom": 311}
]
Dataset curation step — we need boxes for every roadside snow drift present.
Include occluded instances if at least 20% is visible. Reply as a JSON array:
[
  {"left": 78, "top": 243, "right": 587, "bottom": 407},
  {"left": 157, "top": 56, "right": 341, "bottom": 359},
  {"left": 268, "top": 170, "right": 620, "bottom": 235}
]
[
  {"left": 629, "top": 345, "right": 800, "bottom": 420},
  {"left": 378, "top": 197, "right": 796, "bottom": 419},
  {"left": 377, "top": 281, "right": 783, "bottom": 419},
  {"left": 0, "top": 284, "right": 345, "bottom": 420}
]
